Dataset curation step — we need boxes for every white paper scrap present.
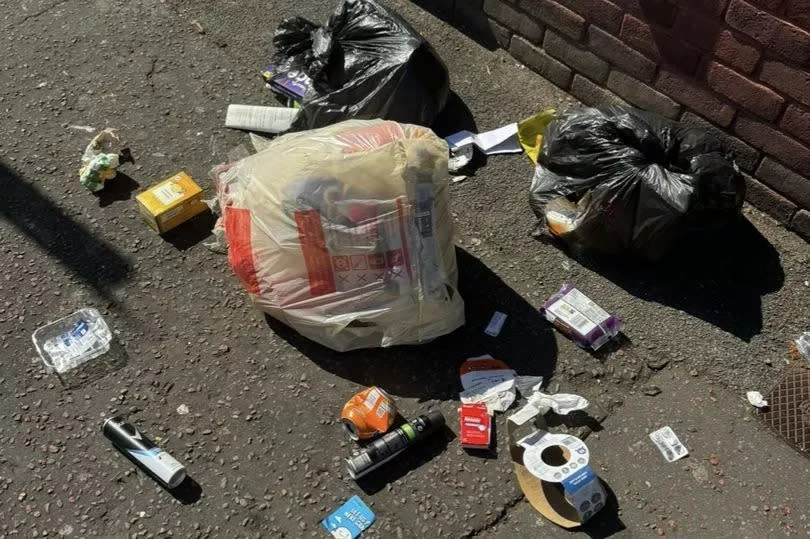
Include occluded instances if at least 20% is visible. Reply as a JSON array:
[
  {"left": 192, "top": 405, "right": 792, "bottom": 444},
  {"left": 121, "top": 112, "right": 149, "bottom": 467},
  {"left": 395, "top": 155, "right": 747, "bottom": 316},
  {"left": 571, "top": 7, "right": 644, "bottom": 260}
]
[
  {"left": 460, "top": 381, "right": 516, "bottom": 414},
  {"left": 746, "top": 391, "right": 768, "bottom": 408},
  {"left": 649, "top": 426, "right": 688, "bottom": 462},
  {"left": 459, "top": 355, "right": 517, "bottom": 413},
  {"left": 446, "top": 123, "right": 521, "bottom": 156},
  {"left": 514, "top": 376, "right": 544, "bottom": 397},
  {"left": 448, "top": 144, "right": 473, "bottom": 172},
  {"left": 526, "top": 392, "right": 589, "bottom": 416},
  {"left": 225, "top": 104, "right": 297, "bottom": 134},
  {"left": 485, "top": 311, "right": 507, "bottom": 337}
]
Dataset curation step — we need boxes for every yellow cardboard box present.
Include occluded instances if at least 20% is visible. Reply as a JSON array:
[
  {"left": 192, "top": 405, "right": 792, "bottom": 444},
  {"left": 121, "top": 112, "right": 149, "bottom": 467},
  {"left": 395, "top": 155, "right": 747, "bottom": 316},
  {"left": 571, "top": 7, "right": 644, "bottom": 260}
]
[{"left": 136, "top": 172, "right": 207, "bottom": 233}]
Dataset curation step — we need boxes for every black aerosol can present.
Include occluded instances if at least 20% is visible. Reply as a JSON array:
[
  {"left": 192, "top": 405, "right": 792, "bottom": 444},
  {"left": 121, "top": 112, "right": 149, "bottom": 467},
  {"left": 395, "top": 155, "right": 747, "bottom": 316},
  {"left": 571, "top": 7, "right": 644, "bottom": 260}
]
[
  {"left": 345, "top": 410, "right": 445, "bottom": 480},
  {"left": 102, "top": 417, "right": 186, "bottom": 488}
]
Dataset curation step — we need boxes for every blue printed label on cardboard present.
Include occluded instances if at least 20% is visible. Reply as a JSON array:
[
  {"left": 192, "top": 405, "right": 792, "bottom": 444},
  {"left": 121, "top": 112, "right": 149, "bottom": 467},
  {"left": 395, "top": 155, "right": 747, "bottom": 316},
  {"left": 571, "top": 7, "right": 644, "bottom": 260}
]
[
  {"left": 321, "top": 495, "right": 375, "bottom": 539},
  {"left": 561, "top": 465, "right": 596, "bottom": 494}
]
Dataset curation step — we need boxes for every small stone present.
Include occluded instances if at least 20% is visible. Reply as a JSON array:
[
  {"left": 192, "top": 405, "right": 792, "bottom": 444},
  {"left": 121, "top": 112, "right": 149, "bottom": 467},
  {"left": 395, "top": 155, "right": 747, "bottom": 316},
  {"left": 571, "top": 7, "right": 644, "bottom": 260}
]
[
  {"left": 643, "top": 385, "right": 662, "bottom": 397},
  {"left": 218, "top": 344, "right": 230, "bottom": 354},
  {"left": 646, "top": 357, "right": 669, "bottom": 370},
  {"left": 709, "top": 455, "right": 719, "bottom": 466},
  {"left": 689, "top": 369, "right": 699, "bottom": 377},
  {"left": 763, "top": 358, "right": 772, "bottom": 366}
]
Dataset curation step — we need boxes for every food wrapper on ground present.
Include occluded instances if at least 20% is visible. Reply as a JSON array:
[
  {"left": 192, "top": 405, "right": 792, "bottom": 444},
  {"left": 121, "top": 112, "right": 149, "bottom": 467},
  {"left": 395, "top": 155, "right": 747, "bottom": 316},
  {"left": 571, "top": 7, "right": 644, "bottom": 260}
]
[
  {"left": 212, "top": 119, "right": 464, "bottom": 351},
  {"left": 530, "top": 106, "right": 745, "bottom": 260},
  {"left": 541, "top": 284, "right": 620, "bottom": 350},
  {"left": 79, "top": 128, "right": 120, "bottom": 192},
  {"left": 272, "top": 0, "right": 449, "bottom": 131}
]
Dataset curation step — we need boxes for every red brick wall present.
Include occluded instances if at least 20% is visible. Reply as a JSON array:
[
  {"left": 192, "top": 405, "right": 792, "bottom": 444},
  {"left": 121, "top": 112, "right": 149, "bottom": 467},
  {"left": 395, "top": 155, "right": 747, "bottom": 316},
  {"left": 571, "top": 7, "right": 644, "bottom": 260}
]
[{"left": 446, "top": 0, "right": 810, "bottom": 241}]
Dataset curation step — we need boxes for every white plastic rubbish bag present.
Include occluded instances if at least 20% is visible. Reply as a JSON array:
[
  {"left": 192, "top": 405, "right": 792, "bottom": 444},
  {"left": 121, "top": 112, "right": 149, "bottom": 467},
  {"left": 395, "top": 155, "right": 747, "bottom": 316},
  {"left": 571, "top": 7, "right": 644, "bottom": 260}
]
[{"left": 212, "top": 120, "right": 465, "bottom": 351}]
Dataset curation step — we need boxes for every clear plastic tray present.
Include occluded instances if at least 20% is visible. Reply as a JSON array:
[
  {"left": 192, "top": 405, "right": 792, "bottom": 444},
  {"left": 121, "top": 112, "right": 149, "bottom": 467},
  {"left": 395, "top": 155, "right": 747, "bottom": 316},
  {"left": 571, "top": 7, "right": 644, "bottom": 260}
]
[{"left": 32, "top": 308, "right": 112, "bottom": 374}]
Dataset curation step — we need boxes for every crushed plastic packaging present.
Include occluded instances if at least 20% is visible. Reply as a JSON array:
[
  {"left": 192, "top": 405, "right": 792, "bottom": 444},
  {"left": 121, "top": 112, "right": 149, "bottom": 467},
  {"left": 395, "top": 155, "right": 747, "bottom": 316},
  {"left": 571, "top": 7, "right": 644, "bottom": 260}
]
[
  {"left": 32, "top": 308, "right": 112, "bottom": 375},
  {"left": 530, "top": 106, "right": 745, "bottom": 260},
  {"left": 79, "top": 128, "right": 121, "bottom": 192},
  {"left": 272, "top": 0, "right": 449, "bottom": 131},
  {"left": 792, "top": 332, "right": 810, "bottom": 361},
  {"left": 211, "top": 119, "right": 464, "bottom": 351},
  {"left": 746, "top": 391, "right": 768, "bottom": 408},
  {"left": 517, "top": 109, "right": 556, "bottom": 164}
]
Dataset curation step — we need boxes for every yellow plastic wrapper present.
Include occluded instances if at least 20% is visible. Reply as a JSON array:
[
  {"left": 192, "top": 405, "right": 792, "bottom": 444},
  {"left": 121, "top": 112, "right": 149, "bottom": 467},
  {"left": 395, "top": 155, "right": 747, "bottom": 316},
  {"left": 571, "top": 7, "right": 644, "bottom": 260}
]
[
  {"left": 212, "top": 120, "right": 465, "bottom": 351},
  {"left": 518, "top": 110, "right": 556, "bottom": 165}
]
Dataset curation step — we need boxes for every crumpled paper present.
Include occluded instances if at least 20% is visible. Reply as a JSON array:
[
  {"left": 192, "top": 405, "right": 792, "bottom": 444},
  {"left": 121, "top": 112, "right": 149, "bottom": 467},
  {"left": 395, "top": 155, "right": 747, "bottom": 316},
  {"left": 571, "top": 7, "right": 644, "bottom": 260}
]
[
  {"left": 79, "top": 128, "right": 120, "bottom": 192},
  {"left": 508, "top": 390, "right": 590, "bottom": 426}
]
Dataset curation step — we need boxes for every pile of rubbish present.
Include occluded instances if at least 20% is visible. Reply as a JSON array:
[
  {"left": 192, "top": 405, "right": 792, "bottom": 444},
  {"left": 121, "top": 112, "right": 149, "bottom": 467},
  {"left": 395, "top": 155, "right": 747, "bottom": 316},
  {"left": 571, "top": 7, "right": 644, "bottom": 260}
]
[{"left": 38, "top": 0, "right": 776, "bottom": 534}]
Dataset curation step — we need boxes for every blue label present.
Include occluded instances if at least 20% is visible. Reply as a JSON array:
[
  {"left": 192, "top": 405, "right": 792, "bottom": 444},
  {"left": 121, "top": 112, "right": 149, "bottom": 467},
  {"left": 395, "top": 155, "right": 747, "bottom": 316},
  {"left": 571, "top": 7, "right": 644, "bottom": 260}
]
[
  {"left": 321, "top": 496, "right": 375, "bottom": 538},
  {"left": 561, "top": 466, "right": 596, "bottom": 494}
]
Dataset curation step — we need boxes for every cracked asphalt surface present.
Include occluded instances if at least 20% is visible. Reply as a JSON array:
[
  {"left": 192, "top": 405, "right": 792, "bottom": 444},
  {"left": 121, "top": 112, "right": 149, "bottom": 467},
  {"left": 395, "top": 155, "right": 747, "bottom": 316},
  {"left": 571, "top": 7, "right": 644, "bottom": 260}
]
[{"left": 1, "top": 0, "right": 809, "bottom": 537}]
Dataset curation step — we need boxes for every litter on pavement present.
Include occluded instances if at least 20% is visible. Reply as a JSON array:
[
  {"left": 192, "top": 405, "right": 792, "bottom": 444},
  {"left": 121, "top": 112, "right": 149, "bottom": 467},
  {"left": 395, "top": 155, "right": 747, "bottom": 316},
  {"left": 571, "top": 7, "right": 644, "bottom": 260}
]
[
  {"left": 517, "top": 109, "right": 556, "bottom": 164},
  {"left": 507, "top": 391, "right": 605, "bottom": 527},
  {"left": 530, "top": 106, "right": 745, "bottom": 260},
  {"left": 791, "top": 332, "right": 810, "bottom": 361},
  {"left": 261, "top": 62, "right": 310, "bottom": 106},
  {"left": 272, "top": 0, "right": 449, "bottom": 131},
  {"left": 79, "top": 128, "right": 122, "bottom": 192},
  {"left": 541, "top": 284, "right": 621, "bottom": 351},
  {"left": 136, "top": 172, "right": 208, "bottom": 234},
  {"left": 746, "top": 391, "right": 768, "bottom": 408},
  {"left": 484, "top": 311, "right": 507, "bottom": 337},
  {"left": 103, "top": 416, "right": 187, "bottom": 489},
  {"left": 211, "top": 119, "right": 464, "bottom": 351},
  {"left": 322, "top": 495, "right": 375, "bottom": 538},
  {"left": 459, "top": 403, "right": 492, "bottom": 450},
  {"left": 345, "top": 410, "right": 445, "bottom": 480},
  {"left": 649, "top": 426, "right": 689, "bottom": 462},
  {"left": 32, "top": 307, "right": 112, "bottom": 376},
  {"left": 340, "top": 386, "right": 397, "bottom": 441},
  {"left": 459, "top": 355, "right": 517, "bottom": 413},
  {"left": 225, "top": 104, "right": 297, "bottom": 133}
]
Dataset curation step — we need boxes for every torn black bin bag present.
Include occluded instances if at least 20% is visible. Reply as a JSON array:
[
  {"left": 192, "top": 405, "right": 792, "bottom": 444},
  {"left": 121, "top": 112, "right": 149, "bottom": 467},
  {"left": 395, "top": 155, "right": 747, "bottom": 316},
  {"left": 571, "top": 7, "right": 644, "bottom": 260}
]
[
  {"left": 273, "top": 0, "right": 450, "bottom": 131},
  {"left": 529, "top": 106, "right": 745, "bottom": 261}
]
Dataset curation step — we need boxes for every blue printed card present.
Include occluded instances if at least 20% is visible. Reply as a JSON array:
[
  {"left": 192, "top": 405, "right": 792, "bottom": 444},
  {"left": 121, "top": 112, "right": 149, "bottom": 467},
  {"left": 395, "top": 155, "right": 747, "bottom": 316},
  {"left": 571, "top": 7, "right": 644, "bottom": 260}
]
[{"left": 321, "top": 495, "right": 375, "bottom": 539}]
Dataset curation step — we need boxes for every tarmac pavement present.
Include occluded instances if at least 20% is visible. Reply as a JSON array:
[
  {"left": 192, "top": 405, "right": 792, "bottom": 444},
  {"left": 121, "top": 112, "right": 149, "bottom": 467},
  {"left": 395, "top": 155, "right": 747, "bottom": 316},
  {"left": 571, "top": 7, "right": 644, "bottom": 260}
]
[{"left": 1, "top": 0, "right": 809, "bottom": 537}]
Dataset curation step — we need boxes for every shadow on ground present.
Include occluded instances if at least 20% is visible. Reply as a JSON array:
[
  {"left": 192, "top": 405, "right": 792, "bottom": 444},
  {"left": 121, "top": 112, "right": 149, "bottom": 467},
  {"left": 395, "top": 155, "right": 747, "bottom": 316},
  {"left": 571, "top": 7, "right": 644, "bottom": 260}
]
[
  {"left": 266, "top": 248, "right": 558, "bottom": 400},
  {"left": 408, "top": 0, "right": 501, "bottom": 51},
  {"left": 561, "top": 218, "right": 784, "bottom": 342},
  {"left": 354, "top": 424, "right": 456, "bottom": 494},
  {"left": 95, "top": 172, "right": 140, "bottom": 207},
  {"left": 162, "top": 209, "right": 217, "bottom": 251},
  {"left": 0, "top": 160, "right": 131, "bottom": 299}
]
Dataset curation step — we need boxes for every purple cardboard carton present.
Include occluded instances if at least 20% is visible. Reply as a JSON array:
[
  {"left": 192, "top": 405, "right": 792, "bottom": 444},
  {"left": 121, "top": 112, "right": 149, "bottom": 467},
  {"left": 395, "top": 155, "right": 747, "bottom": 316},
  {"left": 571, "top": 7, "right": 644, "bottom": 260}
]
[{"left": 541, "top": 284, "right": 620, "bottom": 350}]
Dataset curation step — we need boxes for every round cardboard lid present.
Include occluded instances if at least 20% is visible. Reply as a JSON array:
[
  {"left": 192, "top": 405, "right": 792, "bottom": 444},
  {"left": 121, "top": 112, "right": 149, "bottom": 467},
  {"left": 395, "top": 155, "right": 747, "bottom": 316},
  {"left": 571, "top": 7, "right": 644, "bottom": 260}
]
[{"left": 521, "top": 432, "right": 590, "bottom": 482}]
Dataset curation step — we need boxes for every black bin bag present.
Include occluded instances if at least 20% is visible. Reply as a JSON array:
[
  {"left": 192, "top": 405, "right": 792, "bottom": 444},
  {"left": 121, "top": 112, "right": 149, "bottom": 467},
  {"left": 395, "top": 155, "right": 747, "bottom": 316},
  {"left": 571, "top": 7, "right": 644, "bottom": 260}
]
[
  {"left": 529, "top": 106, "right": 745, "bottom": 261},
  {"left": 273, "top": 0, "right": 450, "bottom": 131}
]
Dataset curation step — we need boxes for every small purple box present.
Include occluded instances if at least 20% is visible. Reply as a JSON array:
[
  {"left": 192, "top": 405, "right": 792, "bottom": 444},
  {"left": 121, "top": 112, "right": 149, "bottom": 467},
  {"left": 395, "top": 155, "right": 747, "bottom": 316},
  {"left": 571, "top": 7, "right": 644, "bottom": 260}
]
[
  {"left": 262, "top": 63, "right": 311, "bottom": 101},
  {"left": 541, "top": 284, "right": 620, "bottom": 350}
]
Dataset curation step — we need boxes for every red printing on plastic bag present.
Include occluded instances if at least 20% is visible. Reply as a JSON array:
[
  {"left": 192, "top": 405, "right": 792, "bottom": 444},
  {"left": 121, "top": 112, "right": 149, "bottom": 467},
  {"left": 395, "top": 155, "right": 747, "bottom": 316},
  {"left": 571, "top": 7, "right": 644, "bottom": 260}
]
[
  {"left": 295, "top": 210, "right": 336, "bottom": 296},
  {"left": 224, "top": 206, "right": 260, "bottom": 295}
]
